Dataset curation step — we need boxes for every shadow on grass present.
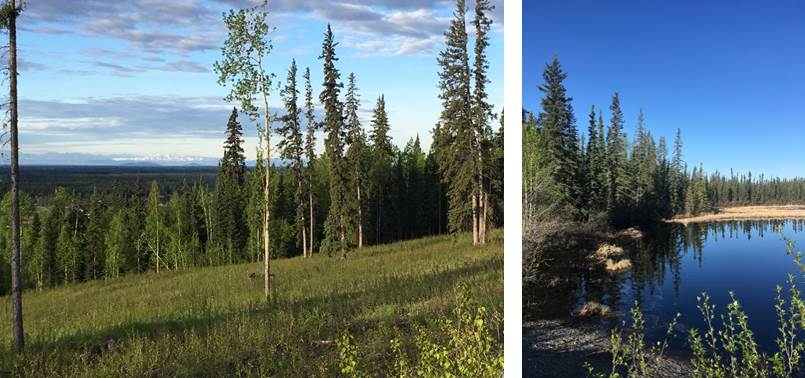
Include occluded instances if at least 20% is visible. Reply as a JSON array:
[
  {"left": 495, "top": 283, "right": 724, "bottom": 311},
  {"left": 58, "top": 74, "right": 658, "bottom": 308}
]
[{"left": 16, "top": 253, "right": 501, "bottom": 360}]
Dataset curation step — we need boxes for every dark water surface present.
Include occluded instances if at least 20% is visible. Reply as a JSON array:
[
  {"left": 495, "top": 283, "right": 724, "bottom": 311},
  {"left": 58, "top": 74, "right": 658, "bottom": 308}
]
[{"left": 530, "top": 219, "right": 805, "bottom": 353}]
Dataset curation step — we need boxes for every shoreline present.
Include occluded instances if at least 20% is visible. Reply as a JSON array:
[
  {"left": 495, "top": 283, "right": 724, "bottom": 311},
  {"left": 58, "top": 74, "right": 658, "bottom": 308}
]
[
  {"left": 522, "top": 320, "right": 692, "bottom": 377},
  {"left": 666, "top": 205, "right": 805, "bottom": 225}
]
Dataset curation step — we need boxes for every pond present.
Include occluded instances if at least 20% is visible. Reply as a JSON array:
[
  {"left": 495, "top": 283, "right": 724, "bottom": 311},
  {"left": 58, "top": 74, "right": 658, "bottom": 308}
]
[{"left": 527, "top": 219, "right": 805, "bottom": 353}]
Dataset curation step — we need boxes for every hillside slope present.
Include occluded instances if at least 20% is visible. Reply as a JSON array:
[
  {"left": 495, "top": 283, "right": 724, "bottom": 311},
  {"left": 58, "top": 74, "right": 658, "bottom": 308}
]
[{"left": 0, "top": 231, "right": 502, "bottom": 376}]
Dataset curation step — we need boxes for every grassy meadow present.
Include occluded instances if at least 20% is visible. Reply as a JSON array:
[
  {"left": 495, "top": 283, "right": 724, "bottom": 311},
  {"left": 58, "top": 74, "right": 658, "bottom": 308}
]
[{"left": 0, "top": 231, "right": 503, "bottom": 376}]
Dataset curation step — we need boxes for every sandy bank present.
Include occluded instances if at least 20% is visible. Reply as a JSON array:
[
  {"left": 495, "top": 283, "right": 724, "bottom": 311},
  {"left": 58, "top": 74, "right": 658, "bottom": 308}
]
[{"left": 668, "top": 205, "right": 805, "bottom": 225}]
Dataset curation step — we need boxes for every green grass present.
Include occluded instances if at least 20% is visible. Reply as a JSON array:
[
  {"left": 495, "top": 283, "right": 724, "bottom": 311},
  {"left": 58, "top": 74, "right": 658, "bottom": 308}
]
[{"left": 0, "top": 231, "right": 502, "bottom": 377}]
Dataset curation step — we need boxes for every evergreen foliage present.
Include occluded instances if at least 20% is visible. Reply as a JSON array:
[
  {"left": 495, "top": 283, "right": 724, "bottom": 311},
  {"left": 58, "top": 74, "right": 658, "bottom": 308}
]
[
  {"left": 344, "top": 72, "right": 368, "bottom": 248},
  {"left": 434, "top": 0, "right": 496, "bottom": 245},
  {"left": 0, "top": 9, "right": 502, "bottom": 296},
  {"left": 278, "top": 60, "right": 306, "bottom": 254},
  {"left": 214, "top": 108, "right": 248, "bottom": 261},
  {"left": 319, "top": 24, "right": 349, "bottom": 258}
]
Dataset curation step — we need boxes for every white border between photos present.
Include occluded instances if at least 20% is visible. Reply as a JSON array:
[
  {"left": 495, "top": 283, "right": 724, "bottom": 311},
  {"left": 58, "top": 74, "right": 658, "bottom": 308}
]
[{"left": 503, "top": 0, "right": 522, "bottom": 376}]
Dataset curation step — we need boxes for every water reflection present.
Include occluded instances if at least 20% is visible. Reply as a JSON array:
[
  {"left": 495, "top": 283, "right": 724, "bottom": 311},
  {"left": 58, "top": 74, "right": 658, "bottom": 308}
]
[{"left": 526, "top": 219, "right": 805, "bottom": 351}]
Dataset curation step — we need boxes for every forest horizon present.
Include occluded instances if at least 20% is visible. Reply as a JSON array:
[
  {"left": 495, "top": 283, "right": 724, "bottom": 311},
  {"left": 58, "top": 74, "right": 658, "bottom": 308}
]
[{"left": 1, "top": 0, "right": 506, "bottom": 375}]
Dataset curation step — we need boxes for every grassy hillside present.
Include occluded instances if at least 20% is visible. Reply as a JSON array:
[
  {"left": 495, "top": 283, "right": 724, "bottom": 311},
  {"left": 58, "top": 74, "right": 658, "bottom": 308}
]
[{"left": 0, "top": 231, "right": 502, "bottom": 376}]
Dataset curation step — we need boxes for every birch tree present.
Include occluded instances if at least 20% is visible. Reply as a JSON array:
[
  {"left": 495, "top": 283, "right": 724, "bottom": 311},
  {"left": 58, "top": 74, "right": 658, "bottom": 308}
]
[
  {"left": 214, "top": 0, "right": 275, "bottom": 298},
  {"left": 145, "top": 180, "right": 162, "bottom": 272}
]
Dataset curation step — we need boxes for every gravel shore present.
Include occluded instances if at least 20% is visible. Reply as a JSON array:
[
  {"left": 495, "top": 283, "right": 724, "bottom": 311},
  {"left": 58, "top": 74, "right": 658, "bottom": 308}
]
[{"left": 522, "top": 319, "right": 692, "bottom": 377}]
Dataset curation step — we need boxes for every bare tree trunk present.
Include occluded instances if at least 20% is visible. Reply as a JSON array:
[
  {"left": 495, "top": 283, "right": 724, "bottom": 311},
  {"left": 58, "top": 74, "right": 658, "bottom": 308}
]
[
  {"left": 309, "top": 189, "right": 314, "bottom": 258},
  {"left": 471, "top": 193, "right": 478, "bottom": 245},
  {"left": 339, "top": 214, "right": 346, "bottom": 259},
  {"left": 8, "top": 0, "right": 24, "bottom": 353},
  {"left": 476, "top": 121, "right": 486, "bottom": 246},
  {"left": 478, "top": 181, "right": 486, "bottom": 245},
  {"left": 376, "top": 188, "right": 382, "bottom": 243},
  {"left": 356, "top": 185, "right": 363, "bottom": 248},
  {"left": 156, "top": 221, "right": 160, "bottom": 273},
  {"left": 261, "top": 83, "right": 271, "bottom": 300},
  {"left": 481, "top": 192, "right": 489, "bottom": 244},
  {"left": 301, "top": 223, "right": 307, "bottom": 259}
]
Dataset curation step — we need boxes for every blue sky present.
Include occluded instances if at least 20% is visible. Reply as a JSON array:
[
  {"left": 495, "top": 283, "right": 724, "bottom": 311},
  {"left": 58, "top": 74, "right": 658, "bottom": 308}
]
[
  {"left": 15, "top": 0, "right": 502, "bottom": 165},
  {"left": 524, "top": 1, "right": 805, "bottom": 178}
]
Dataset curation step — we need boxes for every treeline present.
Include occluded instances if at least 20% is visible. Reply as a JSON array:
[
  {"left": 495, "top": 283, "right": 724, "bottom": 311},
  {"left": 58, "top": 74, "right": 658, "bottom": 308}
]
[
  {"left": 0, "top": 0, "right": 503, "bottom": 295},
  {"left": 0, "top": 132, "right": 465, "bottom": 294},
  {"left": 0, "top": 166, "right": 217, "bottom": 198},
  {"left": 523, "top": 58, "right": 694, "bottom": 227},
  {"left": 524, "top": 58, "right": 805, "bottom": 229},
  {"left": 706, "top": 171, "right": 805, "bottom": 206}
]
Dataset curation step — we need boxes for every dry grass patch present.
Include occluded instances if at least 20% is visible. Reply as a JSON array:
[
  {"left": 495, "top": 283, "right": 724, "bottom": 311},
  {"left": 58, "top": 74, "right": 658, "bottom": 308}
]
[
  {"left": 593, "top": 243, "right": 624, "bottom": 262},
  {"left": 619, "top": 227, "right": 644, "bottom": 240},
  {"left": 669, "top": 205, "right": 805, "bottom": 224},
  {"left": 578, "top": 301, "right": 612, "bottom": 317},
  {"left": 605, "top": 258, "right": 632, "bottom": 273}
]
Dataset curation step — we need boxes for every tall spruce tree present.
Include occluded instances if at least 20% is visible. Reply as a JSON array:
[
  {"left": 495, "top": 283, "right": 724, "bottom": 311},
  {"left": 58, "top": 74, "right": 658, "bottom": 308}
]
[
  {"left": 670, "top": 128, "right": 685, "bottom": 214},
  {"left": 278, "top": 60, "right": 307, "bottom": 256},
  {"left": 435, "top": 0, "right": 475, "bottom": 237},
  {"left": 344, "top": 72, "right": 367, "bottom": 248},
  {"left": 584, "top": 105, "right": 606, "bottom": 216},
  {"left": 319, "top": 24, "right": 349, "bottom": 258},
  {"left": 606, "top": 92, "right": 627, "bottom": 223},
  {"left": 537, "top": 57, "right": 581, "bottom": 218},
  {"left": 471, "top": 0, "right": 494, "bottom": 245},
  {"left": 303, "top": 67, "right": 317, "bottom": 258},
  {"left": 215, "top": 108, "right": 248, "bottom": 262},
  {"left": 369, "top": 95, "right": 393, "bottom": 244}
]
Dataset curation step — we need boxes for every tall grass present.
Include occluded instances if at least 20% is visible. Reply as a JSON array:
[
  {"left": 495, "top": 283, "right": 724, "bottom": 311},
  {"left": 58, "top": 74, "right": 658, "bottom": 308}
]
[{"left": 0, "top": 231, "right": 503, "bottom": 376}]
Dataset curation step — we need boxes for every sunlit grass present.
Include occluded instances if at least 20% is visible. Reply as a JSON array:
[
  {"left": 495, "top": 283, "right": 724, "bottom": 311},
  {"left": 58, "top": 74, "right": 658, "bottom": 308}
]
[{"left": 0, "top": 230, "right": 502, "bottom": 376}]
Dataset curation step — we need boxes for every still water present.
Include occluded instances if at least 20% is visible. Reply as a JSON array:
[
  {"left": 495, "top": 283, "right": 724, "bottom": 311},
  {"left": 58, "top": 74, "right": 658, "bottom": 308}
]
[{"left": 535, "top": 219, "right": 805, "bottom": 352}]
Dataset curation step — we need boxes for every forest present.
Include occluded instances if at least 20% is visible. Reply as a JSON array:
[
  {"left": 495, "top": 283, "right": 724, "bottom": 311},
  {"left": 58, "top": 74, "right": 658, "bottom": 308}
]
[
  {"left": 523, "top": 57, "right": 805, "bottom": 229},
  {"left": 0, "top": 0, "right": 505, "bottom": 374},
  {"left": 0, "top": 0, "right": 503, "bottom": 297}
]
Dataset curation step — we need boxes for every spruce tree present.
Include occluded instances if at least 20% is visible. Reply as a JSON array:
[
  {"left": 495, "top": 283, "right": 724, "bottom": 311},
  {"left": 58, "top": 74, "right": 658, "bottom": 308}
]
[
  {"left": 278, "top": 59, "right": 307, "bottom": 256},
  {"left": 84, "top": 188, "right": 107, "bottom": 279},
  {"left": 537, "top": 57, "right": 581, "bottom": 218},
  {"left": 435, "top": 0, "right": 475, "bottom": 237},
  {"left": 670, "top": 128, "right": 685, "bottom": 214},
  {"left": 214, "top": 107, "right": 248, "bottom": 262},
  {"left": 303, "top": 66, "right": 317, "bottom": 258},
  {"left": 606, "top": 92, "right": 627, "bottom": 223},
  {"left": 471, "top": 0, "right": 494, "bottom": 245},
  {"left": 344, "top": 72, "right": 367, "bottom": 248},
  {"left": 584, "top": 105, "right": 605, "bottom": 215},
  {"left": 319, "top": 24, "right": 349, "bottom": 258},
  {"left": 369, "top": 95, "right": 393, "bottom": 244}
]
